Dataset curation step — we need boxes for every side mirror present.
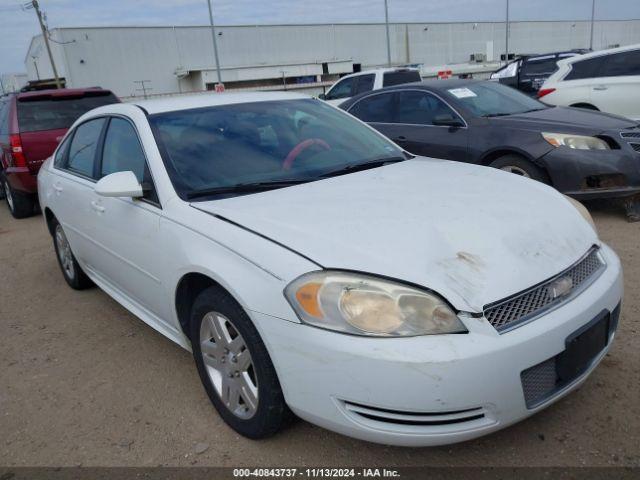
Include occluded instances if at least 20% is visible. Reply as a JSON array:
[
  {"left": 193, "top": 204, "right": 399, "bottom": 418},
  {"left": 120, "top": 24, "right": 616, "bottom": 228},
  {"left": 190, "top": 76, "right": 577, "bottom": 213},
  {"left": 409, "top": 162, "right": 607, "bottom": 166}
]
[
  {"left": 432, "top": 114, "right": 465, "bottom": 128},
  {"left": 95, "top": 171, "right": 143, "bottom": 198},
  {"left": 318, "top": 93, "right": 326, "bottom": 100}
]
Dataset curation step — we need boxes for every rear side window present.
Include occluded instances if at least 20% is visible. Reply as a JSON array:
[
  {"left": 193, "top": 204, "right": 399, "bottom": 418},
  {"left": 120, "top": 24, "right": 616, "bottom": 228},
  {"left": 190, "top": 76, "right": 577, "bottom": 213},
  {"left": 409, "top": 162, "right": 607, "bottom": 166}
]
[
  {"left": 565, "top": 56, "right": 605, "bottom": 81},
  {"left": 65, "top": 118, "right": 106, "bottom": 179},
  {"left": 101, "top": 118, "right": 146, "bottom": 183},
  {"left": 599, "top": 50, "right": 640, "bottom": 77},
  {"left": 53, "top": 135, "right": 72, "bottom": 167},
  {"left": 382, "top": 70, "right": 421, "bottom": 87},
  {"left": 0, "top": 100, "right": 8, "bottom": 135},
  {"left": 349, "top": 93, "right": 396, "bottom": 123},
  {"left": 17, "top": 93, "right": 118, "bottom": 133},
  {"left": 353, "top": 74, "right": 375, "bottom": 95}
]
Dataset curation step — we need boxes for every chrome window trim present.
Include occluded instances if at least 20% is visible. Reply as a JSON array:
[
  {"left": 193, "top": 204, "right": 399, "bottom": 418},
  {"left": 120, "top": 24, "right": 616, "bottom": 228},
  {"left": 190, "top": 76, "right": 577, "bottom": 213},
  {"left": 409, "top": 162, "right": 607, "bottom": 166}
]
[{"left": 347, "top": 88, "right": 469, "bottom": 129}]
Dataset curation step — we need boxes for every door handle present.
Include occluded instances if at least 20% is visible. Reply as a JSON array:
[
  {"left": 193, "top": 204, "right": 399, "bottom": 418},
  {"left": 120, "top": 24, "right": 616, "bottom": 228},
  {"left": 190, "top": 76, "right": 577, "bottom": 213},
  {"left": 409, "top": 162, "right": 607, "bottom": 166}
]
[
  {"left": 396, "top": 136, "right": 407, "bottom": 141},
  {"left": 91, "top": 200, "right": 105, "bottom": 213},
  {"left": 593, "top": 85, "right": 608, "bottom": 91},
  {"left": 53, "top": 183, "right": 63, "bottom": 193}
]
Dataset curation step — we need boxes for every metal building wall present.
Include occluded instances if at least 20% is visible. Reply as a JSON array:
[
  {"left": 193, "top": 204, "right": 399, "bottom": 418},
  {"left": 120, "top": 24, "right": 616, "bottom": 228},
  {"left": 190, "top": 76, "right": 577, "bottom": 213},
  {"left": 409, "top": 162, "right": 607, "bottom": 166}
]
[{"left": 25, "top": 20, "right": 640, "bottom": 97}]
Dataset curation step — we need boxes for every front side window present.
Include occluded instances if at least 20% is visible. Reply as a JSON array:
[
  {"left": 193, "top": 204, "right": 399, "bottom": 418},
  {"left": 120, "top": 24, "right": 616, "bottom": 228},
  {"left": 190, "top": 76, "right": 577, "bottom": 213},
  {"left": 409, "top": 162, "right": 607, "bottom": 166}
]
[
  {"left": 65, "top": 118, "right": 106, "bottom": 179},
  {"left": 101, "top": 118, "right": 147, "bottom": 183},
  {"left": 349, "top": 93, "right": 396, "bottom": 123},
  {"left": 444, "top": 82, "right": 546, "bottom": 117},
  {"left": 150, "top": 99, "right": 403, "bottom": 200},
  {"left": 598, "top": 50, "right": 640, "bottom": 77},
  {"left": 394, "top": 91, "right": 459, "bottom": 125},
  {"left": 325, "top": 77, "right": 354, "bottom": 100}
]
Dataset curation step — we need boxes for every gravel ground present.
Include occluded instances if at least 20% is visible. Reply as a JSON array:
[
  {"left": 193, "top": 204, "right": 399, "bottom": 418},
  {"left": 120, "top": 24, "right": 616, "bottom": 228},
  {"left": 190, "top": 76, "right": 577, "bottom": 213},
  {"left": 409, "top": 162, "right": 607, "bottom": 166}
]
[{"left": 0, "top": 201, "right": 638, "bottom": 467}]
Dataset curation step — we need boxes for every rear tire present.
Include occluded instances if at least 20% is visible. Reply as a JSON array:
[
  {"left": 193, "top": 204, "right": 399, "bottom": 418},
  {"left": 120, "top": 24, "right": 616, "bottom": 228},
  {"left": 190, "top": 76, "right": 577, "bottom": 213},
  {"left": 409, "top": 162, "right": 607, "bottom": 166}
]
[
  {"left": 2, "top": 175, "right": 35, "bottom": 219},
  {"left": 51, "top": 217, "right": 94, "bottom": 290},
  {"left": 190, "top": 285, "right": 291, "bottom": 439},
  {"left": 489, "top": 155, "right": 550, "bottom": 184}
]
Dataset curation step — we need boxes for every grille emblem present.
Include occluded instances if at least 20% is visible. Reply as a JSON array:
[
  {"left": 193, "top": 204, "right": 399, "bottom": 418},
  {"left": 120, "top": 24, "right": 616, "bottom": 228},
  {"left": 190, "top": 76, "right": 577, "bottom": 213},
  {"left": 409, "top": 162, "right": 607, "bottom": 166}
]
[{"left": 548, "top": 276, "right": 573, "bottom": 300}]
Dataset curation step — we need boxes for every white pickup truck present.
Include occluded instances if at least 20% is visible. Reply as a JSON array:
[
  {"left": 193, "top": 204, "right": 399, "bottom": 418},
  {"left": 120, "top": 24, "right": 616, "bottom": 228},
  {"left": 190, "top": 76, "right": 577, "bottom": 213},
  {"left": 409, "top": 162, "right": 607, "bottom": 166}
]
[{"left": 319, "top": 68, "right": 422, "bottom": 106}]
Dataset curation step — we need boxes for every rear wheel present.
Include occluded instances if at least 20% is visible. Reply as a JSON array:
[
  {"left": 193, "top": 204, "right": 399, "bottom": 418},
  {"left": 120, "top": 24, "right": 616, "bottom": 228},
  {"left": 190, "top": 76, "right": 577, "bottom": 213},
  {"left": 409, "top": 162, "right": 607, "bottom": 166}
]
[
  {"left": 51, "top": 217, "right": 94, "bottom": 290},
  {"left": 1, "top": 175, "right": 35, "bottom": 219},
  {"left": 190, "top": 286, "right": 290, "bottom": 439},
  {"left": 489, "top": 154, "right": 550, "bottom": 184}
]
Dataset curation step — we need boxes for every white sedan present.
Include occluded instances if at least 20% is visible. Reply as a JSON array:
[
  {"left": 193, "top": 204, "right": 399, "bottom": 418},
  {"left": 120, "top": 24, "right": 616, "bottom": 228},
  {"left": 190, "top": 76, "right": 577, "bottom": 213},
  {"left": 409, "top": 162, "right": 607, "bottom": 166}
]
[{"left": 38, "top": 92, "right": 622, "bottom": 447}]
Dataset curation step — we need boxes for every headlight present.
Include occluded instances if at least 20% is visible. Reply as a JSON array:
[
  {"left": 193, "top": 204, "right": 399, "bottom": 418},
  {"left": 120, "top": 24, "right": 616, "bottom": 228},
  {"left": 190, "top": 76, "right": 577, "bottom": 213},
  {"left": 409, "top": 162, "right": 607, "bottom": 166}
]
[
  {"left": 542, "top": 132, "right": 609, "bottom": 150},
  {"left": 284, "top": 271, "right": 467, "bottom": 337},
  {"left": 564, "top": 195, "right": 597, "bottom": 233}
]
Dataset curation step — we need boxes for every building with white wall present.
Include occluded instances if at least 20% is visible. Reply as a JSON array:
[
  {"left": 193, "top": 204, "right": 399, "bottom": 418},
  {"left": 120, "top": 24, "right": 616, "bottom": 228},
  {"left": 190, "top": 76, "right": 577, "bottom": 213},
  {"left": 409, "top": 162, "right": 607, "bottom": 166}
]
[
  {"left": 24, "top": 20, "right": 640, "bottom": 98},
  {"left": 0, "top": 73, "right": 28, "bottom": 94}
]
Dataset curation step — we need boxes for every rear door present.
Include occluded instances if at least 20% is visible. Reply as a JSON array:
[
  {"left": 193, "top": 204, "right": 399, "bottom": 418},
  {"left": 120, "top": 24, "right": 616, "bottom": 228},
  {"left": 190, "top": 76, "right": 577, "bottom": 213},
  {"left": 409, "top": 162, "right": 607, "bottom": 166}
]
[
  {"left": 49, "top": 117, "right": 107, "bottom": 263},
  {"left": 590, "top": 49, "right": 640, "bottom": 119}
]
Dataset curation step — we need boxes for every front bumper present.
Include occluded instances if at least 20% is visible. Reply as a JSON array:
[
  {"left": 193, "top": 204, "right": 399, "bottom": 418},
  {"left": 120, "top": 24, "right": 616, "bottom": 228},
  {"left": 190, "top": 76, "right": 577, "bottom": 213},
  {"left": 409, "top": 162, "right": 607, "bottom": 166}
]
[
  {"left": 540, "top": 146, "right": 640, "bottom": 200},
  {"left": 255, "top": 244, "right": 622, "bottom": 446}
]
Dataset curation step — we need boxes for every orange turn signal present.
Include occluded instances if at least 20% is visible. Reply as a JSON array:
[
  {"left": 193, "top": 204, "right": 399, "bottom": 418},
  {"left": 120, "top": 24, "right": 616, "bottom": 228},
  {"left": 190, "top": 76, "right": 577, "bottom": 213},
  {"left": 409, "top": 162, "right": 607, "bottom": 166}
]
[{"left": 295, "top": 282, "right": 324, "bottom": 319}]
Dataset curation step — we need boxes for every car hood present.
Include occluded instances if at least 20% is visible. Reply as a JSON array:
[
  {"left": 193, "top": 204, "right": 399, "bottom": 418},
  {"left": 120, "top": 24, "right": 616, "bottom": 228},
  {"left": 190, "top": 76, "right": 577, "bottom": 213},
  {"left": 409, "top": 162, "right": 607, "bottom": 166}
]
[
  {"left": 194, "top": 158, "right": 598, "bottom": 313},
  {"left": 490, "top": 106, "right": 638, "bottom": 135}
]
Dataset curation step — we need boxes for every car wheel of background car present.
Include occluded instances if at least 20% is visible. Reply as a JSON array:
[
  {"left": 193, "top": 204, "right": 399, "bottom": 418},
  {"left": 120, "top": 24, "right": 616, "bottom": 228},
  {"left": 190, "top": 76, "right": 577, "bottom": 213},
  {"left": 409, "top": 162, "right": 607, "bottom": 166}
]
[
  {"left": 190, "top": 285, "right": 291, "bottom": 439},
  {"left": 51, "top": 218, "right": 94, "bottom": 290},
  {"left": 490, "top": 155, "right": 550, "bottom": 184},
  {"left": 570, "top": 103, "right": 599, "bottom": 111},
  {"left": 1, "top": 175, "right": 35, "bottom": 219}
]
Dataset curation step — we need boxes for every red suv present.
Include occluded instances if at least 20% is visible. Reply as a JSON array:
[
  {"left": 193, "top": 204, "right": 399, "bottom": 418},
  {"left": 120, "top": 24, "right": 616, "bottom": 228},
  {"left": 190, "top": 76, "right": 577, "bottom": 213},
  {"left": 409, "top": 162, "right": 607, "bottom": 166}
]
[{"left": 0, "top": 88, "right": 119, "bottom": 218}]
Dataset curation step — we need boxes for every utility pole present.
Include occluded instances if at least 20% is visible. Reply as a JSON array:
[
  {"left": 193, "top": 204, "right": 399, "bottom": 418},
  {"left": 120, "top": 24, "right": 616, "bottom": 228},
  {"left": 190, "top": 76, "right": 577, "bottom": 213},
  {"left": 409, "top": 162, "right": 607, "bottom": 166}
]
[
  {"left": 589, "top": 0, "right": 596, "bottom": 50},
  {"left": 206, "top": 0, "right": 224, "bottom": 89},
  {"left": 0, "top": 75, "right": 5, "bottom": 95},
  {"left": 384, "top": 0, "right": 392, "bottom": 67},
  {"left": 25, "top": 0, "right": 62, "bottom": 89},
  {"left": 504, "top": 0, "right": 510, "bottom": 64}
]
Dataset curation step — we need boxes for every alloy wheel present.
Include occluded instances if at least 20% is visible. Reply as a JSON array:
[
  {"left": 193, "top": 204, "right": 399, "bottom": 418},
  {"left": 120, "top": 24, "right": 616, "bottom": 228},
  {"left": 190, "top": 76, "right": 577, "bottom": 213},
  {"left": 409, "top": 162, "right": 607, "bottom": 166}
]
[
  {"left": 500, "top": 165, "right": 531, "bottom": 178},
  {"left": 55, "top": 225, "right": 75, "bottom": 280},
  {"left": 4, "top": 180, "right": 14, "bottom": 212},
  {"left": 199, "top": 311, "right": 259, "bottom": 419}
]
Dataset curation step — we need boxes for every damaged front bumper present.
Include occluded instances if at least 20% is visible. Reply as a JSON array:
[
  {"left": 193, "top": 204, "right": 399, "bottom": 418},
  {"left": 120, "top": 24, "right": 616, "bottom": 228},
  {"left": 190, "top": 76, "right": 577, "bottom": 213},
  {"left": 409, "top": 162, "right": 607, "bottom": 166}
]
[
  {"left": 254, "top": 244, "right": 623, "bottom": 447},
  {"left": 539, "top": 145, "right": 640, "bottom": 200}
]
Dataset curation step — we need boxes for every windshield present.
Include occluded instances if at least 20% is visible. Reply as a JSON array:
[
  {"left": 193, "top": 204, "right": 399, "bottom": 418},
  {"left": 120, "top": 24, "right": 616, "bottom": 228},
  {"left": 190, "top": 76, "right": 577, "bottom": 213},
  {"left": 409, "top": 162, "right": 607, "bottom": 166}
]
[
  {"left": 149, "top": 98, "right": 404, "bottom": 200},
  {"left": 444, "top": 82, "right": 547, "bottom": 117}
]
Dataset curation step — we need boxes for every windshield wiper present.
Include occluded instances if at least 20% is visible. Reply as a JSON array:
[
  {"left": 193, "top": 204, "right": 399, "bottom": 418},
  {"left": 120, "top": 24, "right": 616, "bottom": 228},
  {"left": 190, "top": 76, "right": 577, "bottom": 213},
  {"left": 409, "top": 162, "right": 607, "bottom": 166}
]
[
  {"left": 482, "top": 112, "right": 513, "bottom": 118},
  {"left": 318, "top": 156, "right": 407, "bottom": 179},
  {"left": 186, "top": 180, "right": 309, "bottom": 200}
]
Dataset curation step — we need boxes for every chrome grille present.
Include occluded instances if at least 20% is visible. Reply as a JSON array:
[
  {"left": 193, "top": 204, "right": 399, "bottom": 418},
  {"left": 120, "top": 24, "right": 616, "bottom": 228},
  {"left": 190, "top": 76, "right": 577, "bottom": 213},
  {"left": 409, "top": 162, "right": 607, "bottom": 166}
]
[
  {"left": 630, "top": 143, "right": 640, "bottom": 153},
  {"left": 620, "top": 131, "right": 640, "bottom": 139},
  {"left": 484, "top": 248, "right": 604, "bottom": 332},
  {"left": 521, "top": 357, "right": 557, "bottom": 408}
]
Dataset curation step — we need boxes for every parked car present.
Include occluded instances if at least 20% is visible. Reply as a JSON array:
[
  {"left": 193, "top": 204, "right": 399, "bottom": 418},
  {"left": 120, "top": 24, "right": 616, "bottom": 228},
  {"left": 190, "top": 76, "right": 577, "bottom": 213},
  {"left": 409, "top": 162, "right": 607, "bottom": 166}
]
[
  {"left": 341, "top": 79, "right": 640, "bottom": 201},
  {"left": 0, "top": 88, "right": 119, "bottom": 218},
  {"left": 538, "top": 44, "right": 640, "bottom": 120},
  {"left": 319, "top": 68, "right": 421, "bottom": 106},
  {"left": 490, "top": 50, "right": 589, "bottom": 95},
  {"left": 38, "top": 92, "right": 622, "bottom": 446}
]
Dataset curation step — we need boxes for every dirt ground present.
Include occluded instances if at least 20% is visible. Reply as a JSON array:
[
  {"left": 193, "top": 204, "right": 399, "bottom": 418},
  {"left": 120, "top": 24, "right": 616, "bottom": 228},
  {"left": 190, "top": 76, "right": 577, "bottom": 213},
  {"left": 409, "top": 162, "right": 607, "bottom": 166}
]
[{"left": 0, "top": 200, "right": 638, "bottom": 468}]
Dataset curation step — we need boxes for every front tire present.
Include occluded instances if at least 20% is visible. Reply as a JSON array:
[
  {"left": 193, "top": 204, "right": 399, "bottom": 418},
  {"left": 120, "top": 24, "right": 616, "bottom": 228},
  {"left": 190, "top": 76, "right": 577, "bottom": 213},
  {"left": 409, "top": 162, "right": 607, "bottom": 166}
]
[
  {"left": 489, "top": 154, "right": 550, "bottom": 184},
  {"left": 51, "top": 218, "right": 94, "bottom": 290},
  {"left": 2, "top": 175, "right": 35, "bottom": 219},
  {"left": 190, "top": 286, "right": 290, "bottom": 439}
]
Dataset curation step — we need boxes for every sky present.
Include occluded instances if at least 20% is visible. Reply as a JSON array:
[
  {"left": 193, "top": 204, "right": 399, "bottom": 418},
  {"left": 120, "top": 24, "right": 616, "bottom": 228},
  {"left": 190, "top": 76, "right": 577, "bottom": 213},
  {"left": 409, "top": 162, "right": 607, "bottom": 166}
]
[{"left": 1, "top": 0, "right": 639, "bottom": 74}]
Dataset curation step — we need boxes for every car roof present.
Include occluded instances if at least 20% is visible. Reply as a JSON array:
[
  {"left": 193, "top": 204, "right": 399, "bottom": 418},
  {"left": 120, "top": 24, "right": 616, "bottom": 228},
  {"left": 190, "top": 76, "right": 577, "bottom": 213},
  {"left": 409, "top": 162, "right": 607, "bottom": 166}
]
[
  {"left": 338, "top": 67, "right": 420, "bottom": 81},
  {"left": 132, "top": 91, "right": 312, "bottom": 115},
  {"left": 16, "top": 87, "right": 113, "bottom": 100},
  {"left": 561, "top": 43, "right": 640, "bottom": 65}
]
